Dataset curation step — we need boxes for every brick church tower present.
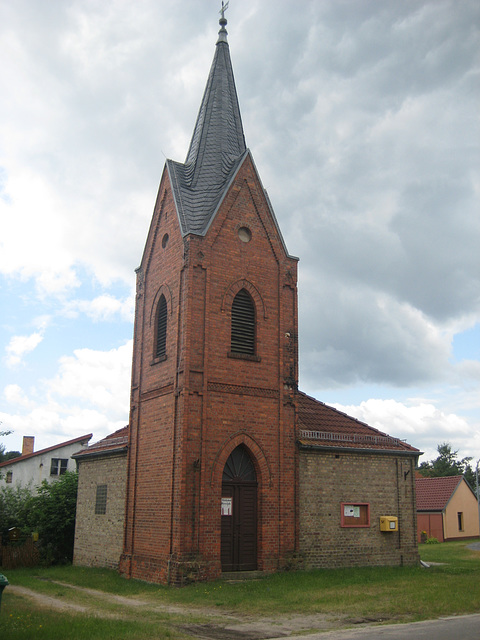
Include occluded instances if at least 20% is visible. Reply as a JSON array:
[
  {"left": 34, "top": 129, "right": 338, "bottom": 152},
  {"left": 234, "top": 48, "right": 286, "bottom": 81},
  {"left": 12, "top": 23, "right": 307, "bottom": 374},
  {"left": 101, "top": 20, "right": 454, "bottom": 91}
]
[{"left": 120, "top": 10, "right": 299, "bottom": 584}]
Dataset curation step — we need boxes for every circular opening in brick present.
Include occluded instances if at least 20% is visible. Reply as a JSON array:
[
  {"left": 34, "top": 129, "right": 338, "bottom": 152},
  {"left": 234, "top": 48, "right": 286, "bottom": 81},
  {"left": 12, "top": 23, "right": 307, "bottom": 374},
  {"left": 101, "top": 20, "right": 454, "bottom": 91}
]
[
  {"left": 162, "top": 233, "right": 169, "bottom": 248},
  {"left": 238, "top": 227, "right": 252, "bottom": 243}
]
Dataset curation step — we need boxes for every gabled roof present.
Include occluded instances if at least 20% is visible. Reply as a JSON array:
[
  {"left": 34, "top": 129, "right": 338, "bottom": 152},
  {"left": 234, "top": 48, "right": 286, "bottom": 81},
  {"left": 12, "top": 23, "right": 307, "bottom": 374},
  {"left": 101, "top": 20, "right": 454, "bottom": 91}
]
[
  {"left": 415, "top": 475, "right": 465, "bottom": 511},
  {"left": 0, "top": 434, "right": 92, "bottom": 468},
  {"left": 297, "top": 391, "right": 419, "bottom": 455},
  {"left": 72, "top": 426, "right": 128, "bottom": 460},
  {"left": 166, "top": 12, "right": 247, "bottom": 236}
]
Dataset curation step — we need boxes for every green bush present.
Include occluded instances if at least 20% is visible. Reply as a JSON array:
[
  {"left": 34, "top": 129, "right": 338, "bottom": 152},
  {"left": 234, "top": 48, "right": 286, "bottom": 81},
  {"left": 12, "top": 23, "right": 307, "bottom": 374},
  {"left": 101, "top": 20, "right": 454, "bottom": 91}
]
[
  {"left": 27, "top": 472, "right": 78, "bottom": 564},
  {"left": 0, "top": 472, "right": 78, "bottom": 564},
  {"left": 0, "top": 484, "right": 34, "bottom": 539},
  {"left": 425, "top": 536, "right": 439, "bottom": 544}
]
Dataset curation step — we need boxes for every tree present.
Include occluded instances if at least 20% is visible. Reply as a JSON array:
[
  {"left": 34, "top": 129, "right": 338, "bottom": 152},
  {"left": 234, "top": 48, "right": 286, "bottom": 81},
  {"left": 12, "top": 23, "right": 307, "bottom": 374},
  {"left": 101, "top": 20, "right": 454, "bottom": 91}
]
[
  {"left": 418, "top": 442, "right": 476, "bottom": 490},
  {"left": 0, "top": 427, "right": 21, "bottom": 464},
  {"left": 0, "top": 472, "right": 79, "bottom": 564},
  {"left": 0, "top": 484, "right": 34, "bottom": 540},
  {"left": 27, "top": 472, "right": 79, "bottom": 564},
  {"left": 0, "top": 449, "right": 22, "bottom": 463}
]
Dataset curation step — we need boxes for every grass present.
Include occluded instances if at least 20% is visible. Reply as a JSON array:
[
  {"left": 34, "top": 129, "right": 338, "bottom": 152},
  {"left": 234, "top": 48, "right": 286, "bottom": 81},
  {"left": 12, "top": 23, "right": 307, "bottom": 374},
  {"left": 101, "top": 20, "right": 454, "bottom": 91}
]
[
  {"left": 1, "top": 541, "right": 479, "bottom": 639},
  {"left": 0, "top": 601, "right": 182, "bottom": 640}
]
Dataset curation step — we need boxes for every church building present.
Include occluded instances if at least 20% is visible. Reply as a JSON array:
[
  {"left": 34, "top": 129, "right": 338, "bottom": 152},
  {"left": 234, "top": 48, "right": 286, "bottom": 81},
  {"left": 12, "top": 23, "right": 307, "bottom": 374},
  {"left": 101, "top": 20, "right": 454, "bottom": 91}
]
[{"left": 73, "top": 11, "right": 420, "bottom": 584}]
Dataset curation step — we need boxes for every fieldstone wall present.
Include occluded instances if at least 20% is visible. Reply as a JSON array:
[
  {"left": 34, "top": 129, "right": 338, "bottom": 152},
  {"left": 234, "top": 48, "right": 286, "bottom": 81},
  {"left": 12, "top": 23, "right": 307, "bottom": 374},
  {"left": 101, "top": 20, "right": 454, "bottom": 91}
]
[
  {"left": 299, "top": 449, "right": 419, "bottom": 568},
  {"left": 73, "top": 453, "right": 127, "bottom": 569}
]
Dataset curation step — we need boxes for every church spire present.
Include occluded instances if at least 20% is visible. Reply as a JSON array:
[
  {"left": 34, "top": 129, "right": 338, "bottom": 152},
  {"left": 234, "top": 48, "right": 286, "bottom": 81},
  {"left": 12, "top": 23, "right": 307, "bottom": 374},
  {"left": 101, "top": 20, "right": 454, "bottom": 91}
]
[{"left": 167, "top": 5, "right": 247, "bottom": 236}]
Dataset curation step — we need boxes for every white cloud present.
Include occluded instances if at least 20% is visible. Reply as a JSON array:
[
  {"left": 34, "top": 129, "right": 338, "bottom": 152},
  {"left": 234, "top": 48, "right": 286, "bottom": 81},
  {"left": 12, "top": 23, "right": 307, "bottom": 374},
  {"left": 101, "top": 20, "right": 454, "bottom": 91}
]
[
  {"left": 4, "top": 384, "right": 32, "bottom": 408},
  {"left": 0, "top": 340, "right": 132, "bottom": 452},
  {"left": 333, "top": 398, "right": 478, "bottom": 462},
  {"left": 48, "top": 341, "right": 132, "bottom": 414},
  {"left": 456, "top": 360, "right": 480, "bottom": 383},
  {"left": 0, "top": 404, "right": 125, "bottom": 451},
  {"left": 62, "top": 294, "right": 134, "bottom": 323},
  {"left": 300, "top": 286, "right": 451, "bottom": 388},
  {"left": 5, "top": 331, "right": 44, "bottom": 368}
]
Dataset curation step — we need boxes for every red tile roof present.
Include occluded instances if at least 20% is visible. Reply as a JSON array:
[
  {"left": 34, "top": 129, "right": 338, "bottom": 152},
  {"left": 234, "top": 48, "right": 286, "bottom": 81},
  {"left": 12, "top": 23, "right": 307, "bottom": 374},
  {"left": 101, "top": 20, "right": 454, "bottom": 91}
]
[
  {"left": 72, "top": 426, "right": 129, "bottom": 459},
  {"left": 415, "top": 475, "right": 463, "bottom": 511},
  {"left": 297, "top": 391, "right": 419, "bottom": 454},
  {"left": 0, "top": 434, "right": 92, "bottom": 468}
]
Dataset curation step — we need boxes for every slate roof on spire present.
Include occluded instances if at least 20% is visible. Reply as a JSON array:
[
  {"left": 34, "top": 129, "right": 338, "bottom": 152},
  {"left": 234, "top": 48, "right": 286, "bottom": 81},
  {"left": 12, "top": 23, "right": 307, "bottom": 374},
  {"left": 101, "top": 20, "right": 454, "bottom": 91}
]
[{"left": 167, "top": 11, "right": 247, "bottom": 236}]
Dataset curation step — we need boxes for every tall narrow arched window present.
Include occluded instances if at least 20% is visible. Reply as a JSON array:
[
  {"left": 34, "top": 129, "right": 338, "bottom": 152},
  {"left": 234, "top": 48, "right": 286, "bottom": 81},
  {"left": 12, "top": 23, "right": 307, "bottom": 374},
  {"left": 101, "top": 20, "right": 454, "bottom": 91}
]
[
  {"left": 223, "top": 445, "right": 257, "bottom": 483},
  {"left": 231, "top": 288, "right": 255, "bottom": 355},
  {"left": 155, "top": 294, "right": 167, "bottom": 359}
]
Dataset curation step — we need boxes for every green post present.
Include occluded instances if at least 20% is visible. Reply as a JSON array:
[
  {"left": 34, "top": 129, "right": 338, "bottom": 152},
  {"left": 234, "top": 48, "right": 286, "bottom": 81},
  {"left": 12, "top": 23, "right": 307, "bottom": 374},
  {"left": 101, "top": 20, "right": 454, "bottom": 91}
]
[{"left": 0, "top": 574, "right": 9, "bottom": 612}]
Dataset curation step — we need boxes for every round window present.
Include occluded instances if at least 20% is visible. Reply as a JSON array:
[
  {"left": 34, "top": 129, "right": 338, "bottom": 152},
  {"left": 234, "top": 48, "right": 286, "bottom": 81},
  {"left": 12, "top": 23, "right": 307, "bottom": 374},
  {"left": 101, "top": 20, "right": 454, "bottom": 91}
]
[{"left": 238, "top": 227, "right": 252, "bottom": 243}]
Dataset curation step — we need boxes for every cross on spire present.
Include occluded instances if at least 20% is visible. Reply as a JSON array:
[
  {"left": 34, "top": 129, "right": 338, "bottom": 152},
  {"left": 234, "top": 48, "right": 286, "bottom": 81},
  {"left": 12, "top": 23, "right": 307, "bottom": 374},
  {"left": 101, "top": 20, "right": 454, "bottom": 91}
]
[
  {"left": 219, "top": 1, "right": 229, "bottom": 22},
  {"left": 217, "top": 1, "right": 229, "bottom": 43}
]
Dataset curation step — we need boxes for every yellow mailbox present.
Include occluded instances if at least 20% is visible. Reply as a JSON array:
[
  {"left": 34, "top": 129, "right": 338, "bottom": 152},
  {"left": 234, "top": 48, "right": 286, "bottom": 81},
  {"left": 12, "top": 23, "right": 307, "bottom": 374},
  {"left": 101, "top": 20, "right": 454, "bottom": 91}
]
[{"left": 379, "top": 516, "right": 398, "bottom": 532}]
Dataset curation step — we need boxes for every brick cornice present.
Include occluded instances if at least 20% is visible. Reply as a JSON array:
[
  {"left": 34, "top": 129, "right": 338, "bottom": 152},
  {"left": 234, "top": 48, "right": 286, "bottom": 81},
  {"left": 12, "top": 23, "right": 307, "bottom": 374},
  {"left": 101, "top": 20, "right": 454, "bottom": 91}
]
[
  {"left": 140, "top": 383, "right": 174, "bottom": 402},
  {"left": 207, "top": 381, "right": 279, "bottom": 398}
]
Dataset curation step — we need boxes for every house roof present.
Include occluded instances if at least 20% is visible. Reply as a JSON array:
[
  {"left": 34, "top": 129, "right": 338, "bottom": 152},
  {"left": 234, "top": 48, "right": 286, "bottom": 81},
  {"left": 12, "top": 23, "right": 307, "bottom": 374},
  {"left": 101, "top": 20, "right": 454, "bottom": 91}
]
[
  {"left": 297, "top": 391, "right": 419, "bottom": 455},
  {"left": 415, "top": 475, "right": 464, "bottom": 511},
  {"left": 0, "top": 433, "right": 92, "bottom": 468},
  {"left": 166, "top": 12, "right": 247, "bottom": 236},
  {"left": 72, "top": 426, "right": 129, "bottom": 460}
]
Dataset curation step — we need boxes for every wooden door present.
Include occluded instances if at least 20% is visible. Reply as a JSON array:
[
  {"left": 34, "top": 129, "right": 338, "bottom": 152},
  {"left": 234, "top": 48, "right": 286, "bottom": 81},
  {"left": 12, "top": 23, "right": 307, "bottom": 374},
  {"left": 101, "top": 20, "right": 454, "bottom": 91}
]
[{"left": 221, "top": 446, "right": 257, "bottom": 572}]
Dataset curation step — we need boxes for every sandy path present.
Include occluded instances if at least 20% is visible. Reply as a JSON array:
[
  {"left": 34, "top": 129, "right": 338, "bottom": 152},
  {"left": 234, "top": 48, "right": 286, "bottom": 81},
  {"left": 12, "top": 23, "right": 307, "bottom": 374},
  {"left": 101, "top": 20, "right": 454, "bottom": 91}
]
[{"left": 6, "top": 580, "right": 389, "bottom": 639}]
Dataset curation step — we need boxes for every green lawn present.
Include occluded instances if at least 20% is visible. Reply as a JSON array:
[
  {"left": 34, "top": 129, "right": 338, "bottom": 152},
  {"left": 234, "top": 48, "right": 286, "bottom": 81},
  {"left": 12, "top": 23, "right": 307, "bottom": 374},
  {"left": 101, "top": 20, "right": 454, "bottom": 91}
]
[{"left": 1, "top": 540, "right": 479, "bottom": 640}]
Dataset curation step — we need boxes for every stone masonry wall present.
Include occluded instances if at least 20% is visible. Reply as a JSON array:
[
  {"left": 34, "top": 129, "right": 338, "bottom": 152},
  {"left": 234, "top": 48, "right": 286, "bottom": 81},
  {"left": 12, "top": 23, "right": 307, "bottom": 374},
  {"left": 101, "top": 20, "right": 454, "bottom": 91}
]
[
  {"left": 299, "top": 449, "right": 419, "bottom": 568},
  {"left": 73, "top": 453, "right": 127, "bottom": 569}
]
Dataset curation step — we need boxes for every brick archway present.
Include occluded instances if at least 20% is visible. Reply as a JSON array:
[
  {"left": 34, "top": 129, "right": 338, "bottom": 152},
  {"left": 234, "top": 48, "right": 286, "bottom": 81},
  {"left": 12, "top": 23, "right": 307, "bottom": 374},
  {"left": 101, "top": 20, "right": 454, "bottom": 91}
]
[
  {"left": 210, "top": 433, "right": 272, "bottom": 489},
  {"left": 149, "top": 284, "right": 173, "bottom": 325},
  {"left": 210, "top": 432, "right": 272, "bottom": 571},
  {"left": 221, "top": 279, "right": 268, "bottom": 320},
  {"left": 221, "top": 445, "right": 258, "bottom": 571}
]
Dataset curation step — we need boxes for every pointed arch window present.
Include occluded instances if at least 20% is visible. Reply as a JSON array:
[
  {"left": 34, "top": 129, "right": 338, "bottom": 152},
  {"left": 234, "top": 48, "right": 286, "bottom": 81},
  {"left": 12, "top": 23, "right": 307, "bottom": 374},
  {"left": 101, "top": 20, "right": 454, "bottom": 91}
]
[
  {"left": 223, "top": 446, "right": 257, "bottom": 483},
  {"left": 230, "top": 288, "right": 256, "bottom": 356},
  {"left": 155, "top": 294, "right": 167, "bottom": 360}
]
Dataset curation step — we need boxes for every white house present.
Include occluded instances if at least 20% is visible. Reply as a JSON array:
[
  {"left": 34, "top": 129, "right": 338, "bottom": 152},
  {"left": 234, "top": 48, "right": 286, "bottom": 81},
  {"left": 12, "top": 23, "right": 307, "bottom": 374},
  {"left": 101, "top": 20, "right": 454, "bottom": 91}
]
[{"left": 0, "top": 435, "right": 92, "bottom": 488}]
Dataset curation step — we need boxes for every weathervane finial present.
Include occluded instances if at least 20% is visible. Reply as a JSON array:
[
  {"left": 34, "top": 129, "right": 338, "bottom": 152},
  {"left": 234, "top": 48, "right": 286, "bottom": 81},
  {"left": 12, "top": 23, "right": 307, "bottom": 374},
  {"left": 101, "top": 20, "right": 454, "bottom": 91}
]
[
  {"left": 219, "top": 1, "right": 229, "bottom": 23},
  {"left": 217, "top": 1, "right": 229, "bottom": 43}
]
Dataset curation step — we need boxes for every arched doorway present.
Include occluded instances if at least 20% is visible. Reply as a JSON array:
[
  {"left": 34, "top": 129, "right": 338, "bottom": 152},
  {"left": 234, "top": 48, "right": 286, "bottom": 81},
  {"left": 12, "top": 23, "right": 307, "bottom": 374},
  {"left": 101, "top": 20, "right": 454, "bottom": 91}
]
[{"left": 221, "top": 445, "right": 257, "bottom": 572}]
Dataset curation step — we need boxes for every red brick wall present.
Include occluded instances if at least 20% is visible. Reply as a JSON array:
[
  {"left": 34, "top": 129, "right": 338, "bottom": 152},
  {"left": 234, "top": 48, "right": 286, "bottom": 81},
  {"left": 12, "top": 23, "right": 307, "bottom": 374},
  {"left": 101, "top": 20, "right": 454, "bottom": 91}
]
[{"left": 120, "top": 155, "right": 299, "bottom": 584}]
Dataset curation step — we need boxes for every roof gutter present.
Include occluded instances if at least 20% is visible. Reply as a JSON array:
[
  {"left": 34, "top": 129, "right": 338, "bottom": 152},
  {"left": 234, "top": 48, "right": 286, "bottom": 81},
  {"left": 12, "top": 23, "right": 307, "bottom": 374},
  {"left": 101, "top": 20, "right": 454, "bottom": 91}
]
[
  {"left": 297, "top": 440, "right": 422, "bottom": 461},
  {"left": 72, "top": 446, "right": 128, "bottom": 461}
]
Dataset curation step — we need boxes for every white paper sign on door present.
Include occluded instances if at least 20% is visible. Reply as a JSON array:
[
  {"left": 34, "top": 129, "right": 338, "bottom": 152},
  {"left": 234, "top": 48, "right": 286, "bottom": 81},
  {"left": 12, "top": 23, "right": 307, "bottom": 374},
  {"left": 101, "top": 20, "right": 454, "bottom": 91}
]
[{"left": 221, "top": 497, "right": 232, "bottom": 516}]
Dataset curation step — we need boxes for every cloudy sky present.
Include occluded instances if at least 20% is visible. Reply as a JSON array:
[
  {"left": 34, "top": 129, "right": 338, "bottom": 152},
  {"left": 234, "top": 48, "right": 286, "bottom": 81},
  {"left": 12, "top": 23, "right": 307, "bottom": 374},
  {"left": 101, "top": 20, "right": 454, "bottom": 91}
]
[{"left": 1, "top": 0, "right": 479, "bottom": 467}]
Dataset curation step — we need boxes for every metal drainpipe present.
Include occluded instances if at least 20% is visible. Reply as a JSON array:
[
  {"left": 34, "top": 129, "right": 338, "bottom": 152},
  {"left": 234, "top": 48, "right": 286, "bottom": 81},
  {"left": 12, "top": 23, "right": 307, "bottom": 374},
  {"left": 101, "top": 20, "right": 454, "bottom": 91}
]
[
  {"left": 476, "top": 460, "right": 480, "bottom": 538},
  {"left": 396, "top": 459, "right": 401, "bottom": 551}
]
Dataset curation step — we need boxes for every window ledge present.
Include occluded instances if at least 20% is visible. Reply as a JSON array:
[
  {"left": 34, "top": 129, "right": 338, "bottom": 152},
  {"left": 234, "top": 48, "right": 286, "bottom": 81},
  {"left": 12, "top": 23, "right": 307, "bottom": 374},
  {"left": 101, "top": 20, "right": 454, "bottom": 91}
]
[
  {"left": 151, "top": 355, "right": 167, "bottom": 365},
  {"left": 228, "top": 351, "right": 261, "bottom": 362}
]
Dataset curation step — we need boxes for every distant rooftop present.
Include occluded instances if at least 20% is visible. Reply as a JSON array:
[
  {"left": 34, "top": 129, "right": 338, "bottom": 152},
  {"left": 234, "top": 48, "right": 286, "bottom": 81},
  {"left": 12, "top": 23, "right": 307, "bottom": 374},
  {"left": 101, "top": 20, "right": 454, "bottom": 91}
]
[
  {"left": 415, "top": 475, "right": 465, "bottom": 511},
  {"left": 0, "top": 433, "right": 92, "bottom": 468}
]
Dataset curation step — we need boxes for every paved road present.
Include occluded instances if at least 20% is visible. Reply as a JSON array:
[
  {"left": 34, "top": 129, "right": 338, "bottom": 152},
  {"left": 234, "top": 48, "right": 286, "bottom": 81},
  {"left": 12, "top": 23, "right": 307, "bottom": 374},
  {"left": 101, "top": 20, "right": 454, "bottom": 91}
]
[{"left": 275, "top": 614, "right": 480, "bottom": 640}]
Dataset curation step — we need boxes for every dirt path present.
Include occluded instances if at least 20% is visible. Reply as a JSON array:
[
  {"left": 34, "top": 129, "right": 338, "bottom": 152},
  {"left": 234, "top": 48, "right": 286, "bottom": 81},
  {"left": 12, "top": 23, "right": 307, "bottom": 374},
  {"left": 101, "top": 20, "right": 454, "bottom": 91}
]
[{"left": 7, "top": 580, "right": 396, "bottom": 640}]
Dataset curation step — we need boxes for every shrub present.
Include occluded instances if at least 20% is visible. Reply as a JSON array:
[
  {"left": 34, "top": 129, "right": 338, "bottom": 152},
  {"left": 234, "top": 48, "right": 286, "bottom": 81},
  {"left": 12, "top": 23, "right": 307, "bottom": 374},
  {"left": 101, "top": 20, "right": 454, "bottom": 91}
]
[
  {"left": 27, "top": 472, "right": 78, "bottom": 564},
  {"left": 0, "top": 484, "right": 34, "bottom": 539},
  {"left": 0, "top": 472, "right": 78, "bottom": 564}
]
